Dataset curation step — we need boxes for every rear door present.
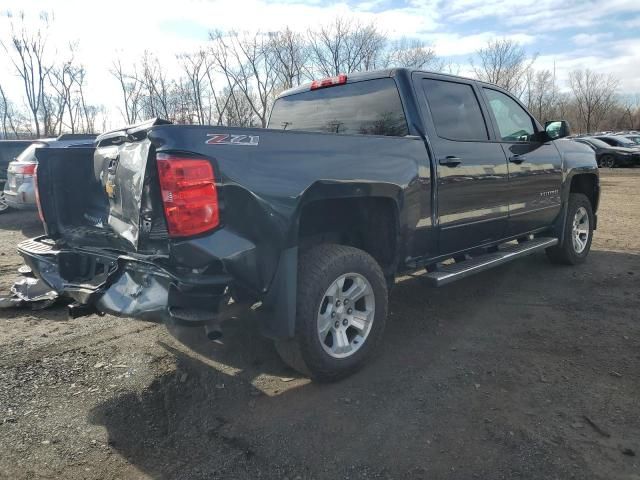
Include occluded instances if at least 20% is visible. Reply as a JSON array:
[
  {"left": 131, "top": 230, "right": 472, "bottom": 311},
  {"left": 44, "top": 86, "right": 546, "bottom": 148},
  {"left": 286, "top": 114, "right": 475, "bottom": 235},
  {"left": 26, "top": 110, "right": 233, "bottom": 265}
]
[
  {"left": 415, "top": 74, "right": 510, "bottom": 255},
  {"left": 480, "top": 87, "right": 562, "bottom": 235}
]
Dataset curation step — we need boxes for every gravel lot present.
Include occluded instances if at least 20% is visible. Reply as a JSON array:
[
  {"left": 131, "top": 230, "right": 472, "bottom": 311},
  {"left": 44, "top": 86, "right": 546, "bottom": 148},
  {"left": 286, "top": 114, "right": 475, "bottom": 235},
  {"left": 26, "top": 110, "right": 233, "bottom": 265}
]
[{"left": 1, "top": 169, "right": 639, "bottom": 480}]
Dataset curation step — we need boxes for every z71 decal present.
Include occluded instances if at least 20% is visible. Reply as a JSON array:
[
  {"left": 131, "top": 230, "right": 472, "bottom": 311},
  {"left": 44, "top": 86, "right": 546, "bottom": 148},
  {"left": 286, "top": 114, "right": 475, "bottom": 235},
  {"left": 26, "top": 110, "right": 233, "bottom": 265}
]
[{"left": 206, "top": 133, "right": 260, "bottom": 146}]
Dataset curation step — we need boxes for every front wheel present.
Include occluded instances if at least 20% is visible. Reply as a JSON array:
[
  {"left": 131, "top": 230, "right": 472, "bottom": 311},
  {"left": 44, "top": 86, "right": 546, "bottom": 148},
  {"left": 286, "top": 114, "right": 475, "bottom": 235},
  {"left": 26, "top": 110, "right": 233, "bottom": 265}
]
[
  {"left": 546, "top": 193, "right": 594, "bottom": 265},
  {"left": 275, "top": 244, "right": 388, "bottom": 382}
]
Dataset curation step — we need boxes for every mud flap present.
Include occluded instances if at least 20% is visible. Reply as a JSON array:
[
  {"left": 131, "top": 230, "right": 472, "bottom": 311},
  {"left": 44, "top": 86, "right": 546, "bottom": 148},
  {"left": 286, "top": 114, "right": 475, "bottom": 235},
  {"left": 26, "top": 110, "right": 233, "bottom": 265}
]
[{"left": 259, "top": 246, "right": 297, "bottom": 339}]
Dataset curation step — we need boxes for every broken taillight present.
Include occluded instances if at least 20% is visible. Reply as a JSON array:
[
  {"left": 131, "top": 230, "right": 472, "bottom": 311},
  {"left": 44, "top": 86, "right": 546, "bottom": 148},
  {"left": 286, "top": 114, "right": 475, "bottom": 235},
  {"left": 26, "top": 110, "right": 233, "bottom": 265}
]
[
  {"left": 156, "top": 153, "right": 219, "bottom": 238},
  {"left": 33, "top": 164, "right": 44, "bottom": 222},
  {"left": 310, "top": 74, "right": 347, "bottom": 90}
]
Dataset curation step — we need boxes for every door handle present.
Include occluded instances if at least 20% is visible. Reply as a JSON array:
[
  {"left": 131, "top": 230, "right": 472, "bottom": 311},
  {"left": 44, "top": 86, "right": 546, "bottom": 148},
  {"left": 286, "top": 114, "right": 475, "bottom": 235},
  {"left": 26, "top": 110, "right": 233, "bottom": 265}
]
[
  {"left": 509, "top": 155, "right": 526, "bottom": 164},
  {"left": 439, "top": 156, "right": 462, "bottom": 167}
]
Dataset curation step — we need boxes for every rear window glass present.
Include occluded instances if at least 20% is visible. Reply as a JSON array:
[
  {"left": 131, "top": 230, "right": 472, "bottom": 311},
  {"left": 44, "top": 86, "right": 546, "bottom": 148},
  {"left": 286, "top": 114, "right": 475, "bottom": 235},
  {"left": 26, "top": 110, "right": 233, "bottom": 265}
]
[
  {"left": 268, "top": 78, "right": 409, "bottom": 137},
  {"left": 15, "top": 143, "right": 45, "bottom": 163}
]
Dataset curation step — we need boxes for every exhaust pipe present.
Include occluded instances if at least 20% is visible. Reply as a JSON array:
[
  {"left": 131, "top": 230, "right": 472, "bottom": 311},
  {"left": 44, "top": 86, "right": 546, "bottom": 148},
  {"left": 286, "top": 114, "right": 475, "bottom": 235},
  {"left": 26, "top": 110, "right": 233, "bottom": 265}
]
[
  {"left": 204, "top": 322, "right": 223, "bottom": 341},
  {"left": 68, "top": 302, "right": 99, "bottom": 319}
]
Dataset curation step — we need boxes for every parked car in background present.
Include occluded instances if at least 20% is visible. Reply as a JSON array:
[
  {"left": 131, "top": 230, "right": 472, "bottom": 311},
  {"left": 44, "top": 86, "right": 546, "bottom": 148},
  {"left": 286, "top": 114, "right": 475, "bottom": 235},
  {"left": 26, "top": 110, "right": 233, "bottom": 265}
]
[
  {"left": 594, "top": 135, "right": 640, "bottom": 150},
  {"left": 623, "top": 135, "right": 640, "bottom": 145},
  {"left": 3, "top": 134, "right": 96, "bottom": 212},
  {"left": 0, "top": 140, "right": 36, "bottom": 213},
  {"left": 574, "top": 137, "right": 640, "bottom": 168}
]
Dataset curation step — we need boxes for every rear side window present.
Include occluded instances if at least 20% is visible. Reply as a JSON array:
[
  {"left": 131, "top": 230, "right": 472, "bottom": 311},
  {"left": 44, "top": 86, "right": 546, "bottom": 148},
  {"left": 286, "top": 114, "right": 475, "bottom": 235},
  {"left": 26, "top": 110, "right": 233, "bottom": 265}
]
[
  {"left": 602, "top": 137, "right": 634, "bottom": 147},
  {"left": 268, "top": 78, "right": 409, "bottom": 137},
  {"left": 422, "top": 79, "right": 489, "bottom": 141}
]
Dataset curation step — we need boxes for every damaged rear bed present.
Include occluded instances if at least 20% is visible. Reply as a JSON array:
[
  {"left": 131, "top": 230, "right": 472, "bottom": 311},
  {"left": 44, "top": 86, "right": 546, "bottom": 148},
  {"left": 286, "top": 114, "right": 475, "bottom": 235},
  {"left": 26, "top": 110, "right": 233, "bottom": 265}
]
[{"left": 14, "top": 119, "right": 242, "bottom": 326}]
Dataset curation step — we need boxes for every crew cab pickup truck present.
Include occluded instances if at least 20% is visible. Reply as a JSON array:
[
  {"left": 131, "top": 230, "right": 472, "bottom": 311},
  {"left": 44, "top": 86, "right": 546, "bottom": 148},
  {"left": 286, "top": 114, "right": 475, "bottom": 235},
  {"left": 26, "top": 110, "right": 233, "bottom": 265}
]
[{"left": 18, "top": 69, "right": 599, "bottom": 381}]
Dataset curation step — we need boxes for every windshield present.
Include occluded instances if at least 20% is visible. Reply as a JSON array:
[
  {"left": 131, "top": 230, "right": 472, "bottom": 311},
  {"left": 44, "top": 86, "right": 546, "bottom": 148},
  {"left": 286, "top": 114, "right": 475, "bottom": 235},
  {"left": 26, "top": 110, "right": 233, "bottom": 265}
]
[
  {"left": 268, "top": 78, "right": 409, "bottom": 137},
  {"left": 625, "top": 135, "right": 640, "bottom": 145}
]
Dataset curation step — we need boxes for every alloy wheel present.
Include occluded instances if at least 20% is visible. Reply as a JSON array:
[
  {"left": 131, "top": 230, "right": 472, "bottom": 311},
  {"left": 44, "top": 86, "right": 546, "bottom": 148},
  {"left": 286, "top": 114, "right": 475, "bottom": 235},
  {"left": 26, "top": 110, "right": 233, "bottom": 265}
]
[
  {"left": 572, "top": 206, "right": 590, "bottom": 254},
  {"left": 0, "top": 192, "right": 8, "bottom": 212},
  {"left": 316, "top": 272, "right": 375, "bottom": 359}
]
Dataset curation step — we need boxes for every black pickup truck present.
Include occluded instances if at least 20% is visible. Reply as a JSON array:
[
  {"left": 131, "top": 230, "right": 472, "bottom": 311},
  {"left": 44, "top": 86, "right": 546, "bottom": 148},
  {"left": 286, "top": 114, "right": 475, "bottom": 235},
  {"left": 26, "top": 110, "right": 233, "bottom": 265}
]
[{"left": 18, "top": 69, "right": 599, "bottom": 381}]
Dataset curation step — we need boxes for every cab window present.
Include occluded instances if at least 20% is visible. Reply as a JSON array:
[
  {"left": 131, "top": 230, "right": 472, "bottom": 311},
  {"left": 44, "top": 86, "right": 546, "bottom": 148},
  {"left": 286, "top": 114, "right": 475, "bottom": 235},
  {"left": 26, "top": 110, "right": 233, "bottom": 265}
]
[
  {"left": 483, "top": 88, "right": 535, "bottom": 142},
  {"left": 422, "top": 79, "right": 489, "bottom": 141}
]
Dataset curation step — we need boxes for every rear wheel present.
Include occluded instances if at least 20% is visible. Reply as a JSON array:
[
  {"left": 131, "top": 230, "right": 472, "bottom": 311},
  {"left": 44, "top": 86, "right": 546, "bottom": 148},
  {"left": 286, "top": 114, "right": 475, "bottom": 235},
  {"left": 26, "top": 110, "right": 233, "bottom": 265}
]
[
  {"left": 546, "top": 193, "right": 594, "bottom": 265},
  {"left": 275, "top": 244, "right": 388, "bottom": 382},
  {"left": 600, "top": 154, "right": 615, "bottom": 168},
  {"left": 0, "top": 191, "right": 10, "bottom": 215}
]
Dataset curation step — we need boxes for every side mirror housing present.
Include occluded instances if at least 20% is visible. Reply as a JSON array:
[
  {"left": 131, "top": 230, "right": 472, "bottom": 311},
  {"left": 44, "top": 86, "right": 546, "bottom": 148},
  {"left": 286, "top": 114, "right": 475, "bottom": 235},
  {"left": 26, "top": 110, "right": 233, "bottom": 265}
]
[{"left": 545, "top": 120, "right": 571, "bottom": 140}]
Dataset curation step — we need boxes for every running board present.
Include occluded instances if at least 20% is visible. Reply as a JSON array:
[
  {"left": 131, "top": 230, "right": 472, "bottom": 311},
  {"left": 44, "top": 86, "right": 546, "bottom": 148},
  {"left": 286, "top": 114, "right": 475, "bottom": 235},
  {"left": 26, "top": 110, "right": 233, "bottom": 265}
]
[{"left": 424, "top": 237, "right": 559, "bottom": 287}]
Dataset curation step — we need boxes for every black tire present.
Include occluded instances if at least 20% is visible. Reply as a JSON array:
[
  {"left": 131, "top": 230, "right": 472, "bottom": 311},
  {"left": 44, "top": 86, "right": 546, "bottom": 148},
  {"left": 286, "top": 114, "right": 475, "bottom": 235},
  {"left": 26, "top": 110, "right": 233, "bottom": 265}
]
[
  {"left": 546, "top": 193, "right": 594, "bottom": 265},
  {"left": 600, "top": 154, "right": 615, "bottom": 168},
  {"left": 0, "top": 192, "right": 10, "bottom": 215},
  {"left": 275, "top": 244, "right": 388, "bottom": 382}
]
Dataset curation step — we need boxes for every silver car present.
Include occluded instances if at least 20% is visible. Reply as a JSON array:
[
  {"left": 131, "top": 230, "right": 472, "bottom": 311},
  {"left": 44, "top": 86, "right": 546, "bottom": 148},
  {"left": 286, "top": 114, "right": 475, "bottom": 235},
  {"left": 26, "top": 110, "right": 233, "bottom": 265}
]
[
  {"left": 3, "top": 135, "right": 96, "bottom": 212},
  {"left": 0, "top": 140, "right": 35, "bottom": 214}
]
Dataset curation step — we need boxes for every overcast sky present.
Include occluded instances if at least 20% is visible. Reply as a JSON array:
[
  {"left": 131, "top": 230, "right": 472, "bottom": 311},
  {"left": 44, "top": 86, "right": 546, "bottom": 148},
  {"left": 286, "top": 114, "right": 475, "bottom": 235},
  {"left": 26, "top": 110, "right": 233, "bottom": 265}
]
[{"left": 1, "top": 0, "right": 639, "bottom": 128}]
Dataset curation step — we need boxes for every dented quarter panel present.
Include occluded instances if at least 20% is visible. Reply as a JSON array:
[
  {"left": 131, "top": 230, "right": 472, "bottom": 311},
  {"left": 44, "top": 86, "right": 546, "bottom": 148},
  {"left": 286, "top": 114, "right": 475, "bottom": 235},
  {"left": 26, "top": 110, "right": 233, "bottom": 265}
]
[{"left": 148, "top": 125, "right": 428, "bottom": 293}]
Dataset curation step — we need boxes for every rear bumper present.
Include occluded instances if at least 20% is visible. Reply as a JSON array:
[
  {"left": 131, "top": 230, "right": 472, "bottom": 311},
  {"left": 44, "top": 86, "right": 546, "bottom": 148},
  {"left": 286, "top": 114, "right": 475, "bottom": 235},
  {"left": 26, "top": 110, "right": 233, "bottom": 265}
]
[
  {"left": 3, "top": 176, "right": 37, "bottom": 209},
  {"left": 17, "top": 236, "right": 298, "bottom": 338},
  {"left": 17, "top": 237, "right": 234, "bottom": 325}
]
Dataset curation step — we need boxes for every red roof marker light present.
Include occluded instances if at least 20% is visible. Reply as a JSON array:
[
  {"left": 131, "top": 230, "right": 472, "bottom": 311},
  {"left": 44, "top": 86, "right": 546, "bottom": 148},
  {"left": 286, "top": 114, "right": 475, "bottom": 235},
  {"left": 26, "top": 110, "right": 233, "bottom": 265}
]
[{"left": 310, "top": 74, "right": 347, "bottom": 90}]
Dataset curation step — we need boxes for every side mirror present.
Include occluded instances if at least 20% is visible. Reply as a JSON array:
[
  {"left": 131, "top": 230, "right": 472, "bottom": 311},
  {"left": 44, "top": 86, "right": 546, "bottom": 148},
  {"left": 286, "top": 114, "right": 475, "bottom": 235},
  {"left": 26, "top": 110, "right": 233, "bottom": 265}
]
[{"left": 545, "top": 120, "right": 571, "bottom": 140}]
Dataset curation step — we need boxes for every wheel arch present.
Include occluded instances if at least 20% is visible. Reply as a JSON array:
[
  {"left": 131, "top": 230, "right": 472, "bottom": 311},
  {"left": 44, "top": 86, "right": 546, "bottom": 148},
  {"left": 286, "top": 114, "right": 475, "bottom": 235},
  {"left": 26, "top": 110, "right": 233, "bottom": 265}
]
[
  {"left": 291, "top": 181, "right": 403, "bottom": 276},
  {"left": 569, "top": 172, "right": 599, "bottom": 214}
]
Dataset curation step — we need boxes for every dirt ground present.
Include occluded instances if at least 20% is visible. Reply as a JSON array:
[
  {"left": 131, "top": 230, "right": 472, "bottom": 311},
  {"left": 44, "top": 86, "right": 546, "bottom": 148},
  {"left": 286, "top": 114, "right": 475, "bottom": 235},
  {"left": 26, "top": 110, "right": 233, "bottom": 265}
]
[{"left": 0, "top": 169, "right": 639, "bottom": 480}]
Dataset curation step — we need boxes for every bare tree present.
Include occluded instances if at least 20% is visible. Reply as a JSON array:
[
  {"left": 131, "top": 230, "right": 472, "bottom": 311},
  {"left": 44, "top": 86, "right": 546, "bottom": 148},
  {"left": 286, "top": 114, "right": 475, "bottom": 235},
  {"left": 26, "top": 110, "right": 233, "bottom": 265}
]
[
  {"left": 307, "top": 18, "right": 386, "bottom": 77},
  {"left": 569, "top": 69, "right": 619, "bottom": 133},
  {"left": 619, "top": 94, "right": 640, "bottom": 130},
  {"left": 525, "top": 69, "right": 556, "bottom": 124},
  {"left": 268, "top": 28, "right": 309, "bottom": 89},
  {"left": 471, "top": 38, "right": 536, "bottom": 97},
  {"left": 1, "top": 11, "right": 53, "bottom": 137},
  {"left": 0, "top": 84, "right": 20, "bottom": 139},
  {"left": 219, "top": 86, "right": 256, "bottom": 127},
  {"left": 383, "top": 38, "right": 441, "bottom": 70},
  {"left": 203, "top": 60, "right": 235, "bottom": 126},
  {"left": 209, "top": 30, "right": 279, "bottom": 127},
  {"left": 110, "top": 58, "right": 142, "bottom": 124},
  {"left": 139, "top": 51, "right": 174, "bottom": 120},
  {"left": 179, "top": 50, "right": 208, "bottom": 124}
]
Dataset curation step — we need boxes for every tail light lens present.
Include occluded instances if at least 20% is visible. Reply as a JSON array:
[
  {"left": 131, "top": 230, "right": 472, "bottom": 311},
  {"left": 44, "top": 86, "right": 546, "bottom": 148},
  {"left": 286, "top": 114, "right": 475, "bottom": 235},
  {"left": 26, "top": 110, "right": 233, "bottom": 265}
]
[
  {"left": 156, "top": 153, "right": 219, "bottom": 238},
  {"left": 10, "top": 163, "right": 37, "bottom": 176},
  {"left": 33, "top": 165, "right": 44, "bottom": 222}
]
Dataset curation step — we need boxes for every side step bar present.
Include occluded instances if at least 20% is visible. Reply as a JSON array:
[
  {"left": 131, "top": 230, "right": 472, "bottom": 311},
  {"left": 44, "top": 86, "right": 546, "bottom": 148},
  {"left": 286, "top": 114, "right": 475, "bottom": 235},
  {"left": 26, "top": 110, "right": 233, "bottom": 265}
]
[{"left": 423, "top": 237, "right": 558, "bottom": 287}]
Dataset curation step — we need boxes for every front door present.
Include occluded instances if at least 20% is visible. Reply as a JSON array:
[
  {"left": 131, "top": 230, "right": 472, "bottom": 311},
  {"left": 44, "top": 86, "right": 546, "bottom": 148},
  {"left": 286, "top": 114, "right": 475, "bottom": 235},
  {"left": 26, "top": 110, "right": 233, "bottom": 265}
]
[
  {"left": 417, "top": 75, "right": 510, "bottom": 255},
  {"left": 481, "top": 88, "right": 563, "bottom": 236}
]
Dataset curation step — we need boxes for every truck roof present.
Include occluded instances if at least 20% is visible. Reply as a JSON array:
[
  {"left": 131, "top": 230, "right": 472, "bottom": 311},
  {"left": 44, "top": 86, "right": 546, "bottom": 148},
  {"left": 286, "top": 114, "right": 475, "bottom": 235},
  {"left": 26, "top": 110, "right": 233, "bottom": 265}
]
[{"left": 277, "top": 68, "right": 482, "bottom": 99}]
